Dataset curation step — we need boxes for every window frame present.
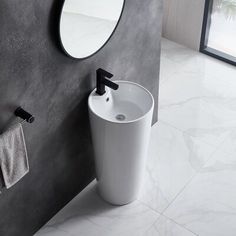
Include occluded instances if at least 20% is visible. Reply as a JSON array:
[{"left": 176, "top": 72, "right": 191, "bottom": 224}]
[{"left": 200, "top": 0, "right": 236, "bottom": 66}]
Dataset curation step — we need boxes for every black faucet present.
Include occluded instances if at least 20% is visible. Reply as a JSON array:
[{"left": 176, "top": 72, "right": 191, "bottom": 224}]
[{"left": 96, "top": 68, "right": 119, "bottom": 95}]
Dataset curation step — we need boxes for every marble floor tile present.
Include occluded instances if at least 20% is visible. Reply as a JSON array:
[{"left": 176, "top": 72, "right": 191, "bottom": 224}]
[
  {"left": 145, "top": 215, "right": 196, "bottom": 236},
  {"left": 182, "top": 52, "right": 236, "bottom": 81},
  {"left": 159, "top": 96, "right": 236, "bottom": 147},
  {"left": 164, "top": 144, "right": 236, "bottom": 236},
  {"left": 159, "top": 40, "right": 236, "bottom": 146},
  {"left": 161, "top": 38, "right": 236, "bottom": 80},
  {"left": 35, "top": 226, "right": 71, "bottom": 236},
  {"left": 161, "top": 38, "right": 199, "bottom": 65},
  {"left": 213, "top": 129, "right": 236, "bottom": 156},
  {"left": 159, "top": 55, "right": 180, "bottom": 85},
  {"left": 138, "top": 121, "right": 216, "bottom": 212},
  {"left": 36, "top": 181, "right": 160, "bottom": 236}
]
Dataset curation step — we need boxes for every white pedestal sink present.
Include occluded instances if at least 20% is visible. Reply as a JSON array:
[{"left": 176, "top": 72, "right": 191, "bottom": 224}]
[{"left": 88, "top": 81, "right": 154, "bottom": 205}]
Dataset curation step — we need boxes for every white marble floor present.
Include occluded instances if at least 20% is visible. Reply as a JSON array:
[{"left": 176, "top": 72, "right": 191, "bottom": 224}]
[{"left": 35, "top": 38, "right": 236, "bottom": 236}]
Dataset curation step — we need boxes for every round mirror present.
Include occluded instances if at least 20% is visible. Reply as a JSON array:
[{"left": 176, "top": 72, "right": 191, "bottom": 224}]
[{"left": 59, "top": 0, "right": 125, "bottom": 59}]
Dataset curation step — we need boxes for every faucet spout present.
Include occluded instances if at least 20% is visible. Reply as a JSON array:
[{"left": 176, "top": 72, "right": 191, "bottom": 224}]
[
  {"left": 96, "top": 68, "right": 119, "bottom": 95},
  {"left": 103, "top": 78, "right": 119, "bottom": 90}
]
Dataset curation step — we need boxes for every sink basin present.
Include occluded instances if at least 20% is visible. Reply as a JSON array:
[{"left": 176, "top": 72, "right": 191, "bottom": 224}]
[
  {"left": 88, "top": 81, "right": 154, "bottom": 123},
  {"left": 88, "top": 81, "right": 154, "bottom": 205}
]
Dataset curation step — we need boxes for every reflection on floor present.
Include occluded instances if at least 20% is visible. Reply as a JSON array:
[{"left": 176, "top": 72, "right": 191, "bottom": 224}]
[{"left": 35, "top": 38, "right": 236, "bottom": 236}]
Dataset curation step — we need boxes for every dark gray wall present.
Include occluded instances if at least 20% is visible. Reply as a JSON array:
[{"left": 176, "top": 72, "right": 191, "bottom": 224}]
[{"left": 0, "top": 0, "right": 162, "bottom": 235}]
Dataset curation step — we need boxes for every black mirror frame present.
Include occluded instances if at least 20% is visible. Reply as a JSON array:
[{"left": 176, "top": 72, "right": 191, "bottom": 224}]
[{"left": 59, "top": 0, "right": 126, "bottom": 60}]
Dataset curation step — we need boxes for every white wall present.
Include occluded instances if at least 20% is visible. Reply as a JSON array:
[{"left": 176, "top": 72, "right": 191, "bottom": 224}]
[{"left": 162, "top": 0, "right": 205, "bottom": 50}]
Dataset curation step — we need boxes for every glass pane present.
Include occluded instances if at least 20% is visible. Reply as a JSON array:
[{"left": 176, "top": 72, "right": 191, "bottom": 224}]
[{"left": 207, "top": 0, "right": 236, "bottom": 57}]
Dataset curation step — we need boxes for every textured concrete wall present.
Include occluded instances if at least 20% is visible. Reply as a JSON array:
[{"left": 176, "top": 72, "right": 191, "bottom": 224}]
[{"left": 0, "top": 0, "right": 162, "bottom": 235}]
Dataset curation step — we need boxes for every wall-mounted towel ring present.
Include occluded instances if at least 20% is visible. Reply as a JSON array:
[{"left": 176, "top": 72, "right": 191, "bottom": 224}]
[{"left": 14, "top": 107, "right": 35, "bottom": 123}]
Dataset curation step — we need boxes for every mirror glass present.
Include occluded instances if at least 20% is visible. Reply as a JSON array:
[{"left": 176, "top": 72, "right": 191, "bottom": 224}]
[{"left": 59, "top": 0, "right": 125, "bottom": 59}]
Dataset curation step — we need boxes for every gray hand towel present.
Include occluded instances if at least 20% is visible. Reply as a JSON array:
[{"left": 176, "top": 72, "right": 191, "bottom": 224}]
[{"left": 0, "top": 123, "right": 29, "bottom": 189}]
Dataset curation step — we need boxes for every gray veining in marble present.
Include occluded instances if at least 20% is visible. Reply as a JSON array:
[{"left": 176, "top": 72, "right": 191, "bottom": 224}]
[
  {"left": 159, "top": 38, "right": 236, "bottom": 236},
  {"left": 0, "top": 0, "right": 162, "bottom": 235}
]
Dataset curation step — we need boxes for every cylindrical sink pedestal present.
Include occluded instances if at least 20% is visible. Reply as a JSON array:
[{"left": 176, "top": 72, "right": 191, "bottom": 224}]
[{"left": 88, "top": 81, "right": 154, "bottom": 205}]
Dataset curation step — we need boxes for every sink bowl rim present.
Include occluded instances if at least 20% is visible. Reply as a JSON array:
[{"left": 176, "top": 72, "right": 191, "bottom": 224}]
[{"left": 88, "top": 80, "right": 154, "bottom": 124}]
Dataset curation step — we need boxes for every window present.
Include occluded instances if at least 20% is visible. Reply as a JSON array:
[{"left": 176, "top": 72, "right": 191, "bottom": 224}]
[{"left": 200, "top": 0, "right": 236, "bottom": 66}]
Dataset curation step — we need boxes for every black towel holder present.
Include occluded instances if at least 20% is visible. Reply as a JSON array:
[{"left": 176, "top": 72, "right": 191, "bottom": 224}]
[{"left": 14, "top": 107, "right": 35, "bottom": 123}]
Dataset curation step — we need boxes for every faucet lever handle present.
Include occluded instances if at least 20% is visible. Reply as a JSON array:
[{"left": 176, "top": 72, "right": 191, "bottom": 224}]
[
  {"left": 96, "top": 68, "right": 118, "bottom": 95},
  {"left": 97, "top": 68, "right": 113, "bottom": 79}
]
